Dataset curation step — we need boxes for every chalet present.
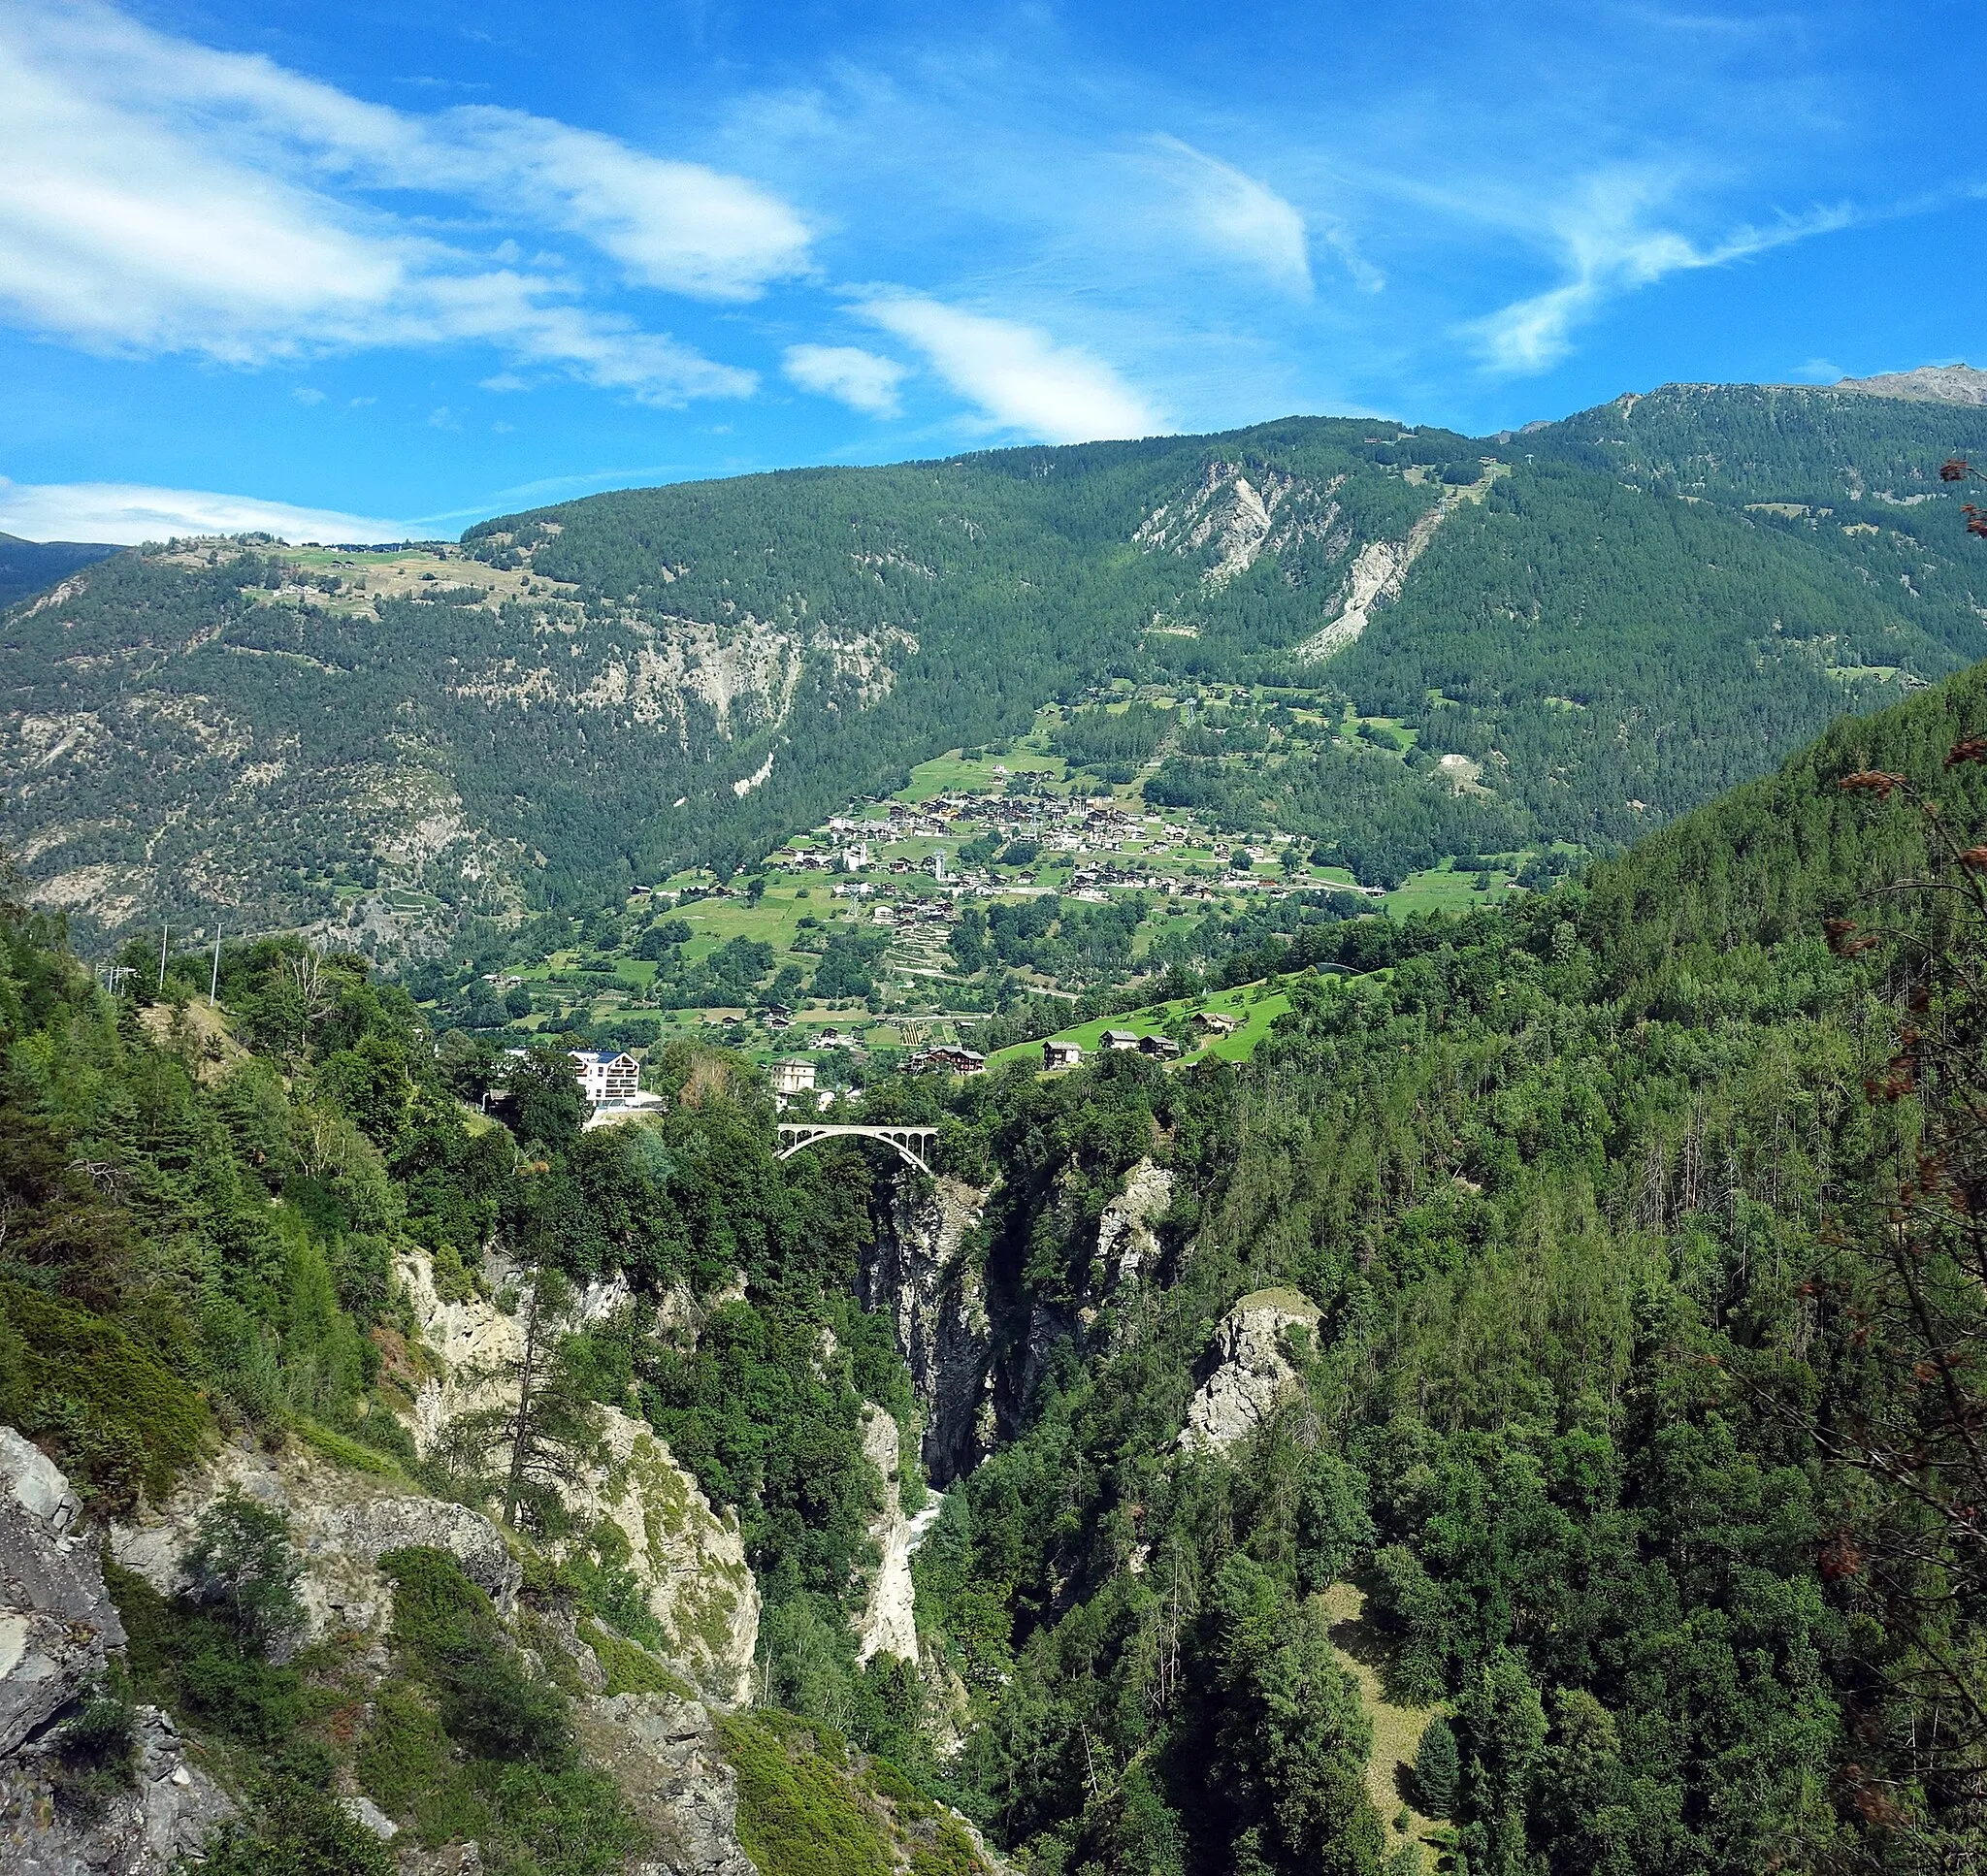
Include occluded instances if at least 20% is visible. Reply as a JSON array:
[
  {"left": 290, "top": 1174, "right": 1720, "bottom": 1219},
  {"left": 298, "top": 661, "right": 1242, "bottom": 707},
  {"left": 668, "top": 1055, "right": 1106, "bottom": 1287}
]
[
  {"left": 909, "top": 1045, "right": 986, "bottom": 1075},
  {"left": 1042, "top": 1038, "right": 1083, "bottom": 1070},
  {"left": 1137, "top": 1034, "right": 1183, "bottom": 1060},
  {"left": 1100, "top": 1029, "right": 1143, "bottom": 1051},
  {"left": 1193, "top": 1010, "right": 1240, "bottom": 1036},
  {"left": 570, "top": 1049, "right": 640, "bottom": 1104}
]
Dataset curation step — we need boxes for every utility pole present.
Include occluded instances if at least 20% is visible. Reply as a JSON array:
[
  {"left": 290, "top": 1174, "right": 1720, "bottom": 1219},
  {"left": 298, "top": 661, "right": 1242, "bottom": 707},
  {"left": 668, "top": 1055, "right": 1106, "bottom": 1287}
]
[
  {"left": 210, "top": 928, "right": 222, "bottom": 1008},
  {"left": 157, "top": 922, "right": 169, "bottom": 992}
]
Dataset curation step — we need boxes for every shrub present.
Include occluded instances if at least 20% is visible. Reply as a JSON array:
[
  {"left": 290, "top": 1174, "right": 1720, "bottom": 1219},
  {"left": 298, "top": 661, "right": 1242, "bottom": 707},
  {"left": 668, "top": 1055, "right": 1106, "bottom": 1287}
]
[
  {"left": 378, "top": 1546, "right": 570, "bottom": 1763},
  {"left": 48, "top": 1682, "right": 137, "bottom": 1821},
  {"left": 718, "top": 1711, "right": 895, "bottom": 1876},
  {"left": 577, "top": 1619, "right": 692, "bottom": 1699},
  {"left": 183, "top": 1491, "right": 305, "bottom": 1656},
  {"left": 196, "top": 1778, "right": 395, "bottom": 1876},
  {"left": 355, "top": 1686, "right": 490, "bottom": 1845},
  {"left": 0, "top": 1282, "right": 207, "bottom": 1509}
]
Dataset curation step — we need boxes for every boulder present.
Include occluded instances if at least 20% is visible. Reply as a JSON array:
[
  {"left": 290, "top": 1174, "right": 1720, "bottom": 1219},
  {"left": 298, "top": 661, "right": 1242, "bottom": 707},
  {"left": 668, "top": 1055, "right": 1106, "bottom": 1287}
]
[{"left": 1179, "top": 1290, "right": 1322, "bottom": 1454}]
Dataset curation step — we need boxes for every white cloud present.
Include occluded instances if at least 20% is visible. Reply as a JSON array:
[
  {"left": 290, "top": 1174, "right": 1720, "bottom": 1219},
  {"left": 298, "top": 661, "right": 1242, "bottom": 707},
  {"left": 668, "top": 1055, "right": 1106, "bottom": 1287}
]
[
  {"left": 782, "top": 343, "right": 908, "bottom": 416},
  {"left": 1469, "top": 169, "right": 1853, "bottom": 373},
  {"left": 0, "top": 477, "right": 412, "bottom": 545},
  {"left": 1145, "top": 137, "right": 1315, "bottom": 295},
  {"left": 0, "top": 0, "right": 793, "bottom": 401},
  {"left": 434, "top": 112, "right": 811, "bottom": 301},
  {"left": 291, "top": 387, "right": 326, "bottom": 404},
  {"left": 860, "top": 298, "right": 1160, "bottom": 442}
]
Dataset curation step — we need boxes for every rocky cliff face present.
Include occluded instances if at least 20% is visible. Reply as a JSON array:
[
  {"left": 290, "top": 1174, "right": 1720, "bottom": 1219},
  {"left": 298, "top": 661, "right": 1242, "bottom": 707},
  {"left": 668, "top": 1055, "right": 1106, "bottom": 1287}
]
[
  {"left": 110, "top": 1435, "right": 521, "bottom": 1645},
  {"left": 576, "top": 1693, "right": 757, "bottom": 1876},
  {"left": 1179, "top": 1289, "right": 1322, "bottom": 1453},
  {"left": 0, "top": 1430, "right": 233, "bottom": 1876},
  {"left": 398, "top": 1250, "right": 760, "bottom": 1702},
  {"left": 1096, "top": 1158, "right": 1173, "bottom": 1291},
  {"left": 862, "top": 1178, "right": 994, "bottom": 1486},
  {"left": 854, "top": 1406, "right": 918, "bottom": 1666}
]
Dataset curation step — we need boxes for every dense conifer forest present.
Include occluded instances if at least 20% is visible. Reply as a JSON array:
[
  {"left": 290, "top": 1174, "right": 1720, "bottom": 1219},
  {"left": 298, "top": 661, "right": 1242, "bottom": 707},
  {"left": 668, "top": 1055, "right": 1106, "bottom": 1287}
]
[{"left": 4, "top": 631, "right": 1985, "bottom": 1869}]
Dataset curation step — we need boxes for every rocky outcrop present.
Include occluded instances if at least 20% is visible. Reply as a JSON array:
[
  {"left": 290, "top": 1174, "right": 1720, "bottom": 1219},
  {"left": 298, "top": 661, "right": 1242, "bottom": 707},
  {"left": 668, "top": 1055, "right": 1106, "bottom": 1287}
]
[
  {"left": 862, "top": 1179, "right": 994, "bottom": 1485},
  {"left": 1096, "top": 1159, "right": 1173, "bottom": 1289},
  {"left": 575, "top": 1694, "right": 755, "bottom": 1876},
  {"left": 1179, "top": 1290, "right": 1322, "bottom": 1453},
  {"left": 2, "top": 1701, "right": 236, "bottom": 1876},
  {"left": 560, "top": 1408, "right": 759, "bottom": 1705},
  {"left": 397, "top": 1250, "right": 759, "bottom": 1702},
  {"left": 855, "top": 1407, "right": 917, "bottom": 1665},
  {"left": 0, "top": 1431, "right": 232, "bottom": 1875},
  {"left": 0, "top": 1429, "right": 120, "bottom": 1760},
  {"left": 110, "top": 1437, "right": 520, "bottom": 1643}
]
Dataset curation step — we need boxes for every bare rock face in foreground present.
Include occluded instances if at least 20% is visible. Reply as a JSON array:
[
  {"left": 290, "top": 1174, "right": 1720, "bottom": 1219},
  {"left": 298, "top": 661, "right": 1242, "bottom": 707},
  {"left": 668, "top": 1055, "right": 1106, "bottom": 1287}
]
[
  {"left": 577, "top": 1693, "right": 757, "bottom": 1876},
  {"left": 397, "top": 1250, "right": 760, "bottom": 1703},
  {"left": 110, "top": 1435, "right": 520, "bottom": 1646},
  {"left": 0, "top": 1428, "right": 118, "bottom": 1759},
  {"left": 1179, "top": 1290, "right": 1323, "bottom": 1454},
  {"left": 0, "top": 1428, "right": 232, "bottom": 1876}
]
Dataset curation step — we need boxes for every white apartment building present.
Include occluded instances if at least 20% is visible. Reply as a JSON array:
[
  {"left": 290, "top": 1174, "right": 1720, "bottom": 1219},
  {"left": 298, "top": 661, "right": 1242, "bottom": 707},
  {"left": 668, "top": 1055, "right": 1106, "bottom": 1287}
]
[{"left": 570, "top": 1050, "right": 640, "bottom": 1104}]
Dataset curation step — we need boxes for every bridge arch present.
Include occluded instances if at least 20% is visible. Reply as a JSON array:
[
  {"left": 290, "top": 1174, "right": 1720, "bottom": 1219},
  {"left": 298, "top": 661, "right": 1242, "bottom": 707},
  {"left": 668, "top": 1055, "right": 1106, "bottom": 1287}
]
[{"left": 775, "top": 1123, "right": 938, "bottom": 1179}]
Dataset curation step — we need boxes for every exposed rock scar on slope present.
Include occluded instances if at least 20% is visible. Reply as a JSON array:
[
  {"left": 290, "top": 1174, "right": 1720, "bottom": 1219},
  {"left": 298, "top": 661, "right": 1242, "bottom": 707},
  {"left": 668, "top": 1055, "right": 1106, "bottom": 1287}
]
[
  {"left": 1295, "top": 463, "right": 1502, "bottom": 663},
  {"left": 1134, "top": 461, "right": 1347, "bottom": 589}
]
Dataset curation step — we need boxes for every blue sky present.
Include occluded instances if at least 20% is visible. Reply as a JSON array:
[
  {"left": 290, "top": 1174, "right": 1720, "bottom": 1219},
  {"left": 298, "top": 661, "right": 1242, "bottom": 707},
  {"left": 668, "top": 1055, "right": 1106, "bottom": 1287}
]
[{"left": 2, "top": 0, "right": 1981, "bottom": 542}]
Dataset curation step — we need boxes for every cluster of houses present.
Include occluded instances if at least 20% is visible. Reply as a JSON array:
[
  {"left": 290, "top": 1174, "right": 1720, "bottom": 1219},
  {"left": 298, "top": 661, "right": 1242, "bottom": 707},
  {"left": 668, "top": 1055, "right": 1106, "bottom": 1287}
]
[{"left": 1039, "top": 1008, "right": 1240, "bottom": 1070}]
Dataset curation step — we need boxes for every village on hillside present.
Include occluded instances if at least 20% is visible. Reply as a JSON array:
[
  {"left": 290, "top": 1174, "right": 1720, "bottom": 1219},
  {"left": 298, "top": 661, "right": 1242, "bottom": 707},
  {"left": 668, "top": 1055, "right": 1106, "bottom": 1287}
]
[{"left": 482, "top": 690, "right": 1543, "bottom": 1098}]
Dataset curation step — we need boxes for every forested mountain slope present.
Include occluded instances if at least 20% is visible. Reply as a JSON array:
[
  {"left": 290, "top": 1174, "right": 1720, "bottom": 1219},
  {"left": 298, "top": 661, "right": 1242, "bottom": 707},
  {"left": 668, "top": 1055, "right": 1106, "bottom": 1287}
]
[
  {"left": 2, "top": 647, "right": 1985, "bottom": 1872},
  {"left": 4, "top": 386, "right": 1984, "bottom": 953}
]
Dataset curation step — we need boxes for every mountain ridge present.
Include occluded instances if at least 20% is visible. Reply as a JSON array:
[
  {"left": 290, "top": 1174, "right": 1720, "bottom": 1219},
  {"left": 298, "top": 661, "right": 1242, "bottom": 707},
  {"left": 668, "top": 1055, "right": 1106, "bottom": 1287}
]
[{"left": 4, "top": 382, "right": 1984, "bottom": 954}]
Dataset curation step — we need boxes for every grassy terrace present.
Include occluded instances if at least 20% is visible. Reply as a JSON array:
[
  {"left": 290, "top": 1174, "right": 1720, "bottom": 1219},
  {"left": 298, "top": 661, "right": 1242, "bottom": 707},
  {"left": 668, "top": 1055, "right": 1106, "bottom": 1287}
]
[{"left": 988, "top": 975, "right": 1309, "bottom": 1070}]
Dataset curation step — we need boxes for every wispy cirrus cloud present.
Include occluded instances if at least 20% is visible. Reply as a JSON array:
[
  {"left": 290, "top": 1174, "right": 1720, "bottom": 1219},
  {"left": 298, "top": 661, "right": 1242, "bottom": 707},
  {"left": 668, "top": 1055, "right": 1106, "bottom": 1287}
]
[
  {"left": 1142, "top": 136, "right": 1317, "bottom": 296},
  {"left": 0, "top": 0, "right": 801, "bottom": 402},
  {"left": 860, "top": 297, "right": 1162, "bottom": 442},
  {"left": 1467, "top": 169, "right": 1855, "bottom": 374},
  {"left": 782, "top": 344, "right": 909, "bottom": 416},
  {"left": 0, "top": 476, "right": 412, "bottom": 545}
]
